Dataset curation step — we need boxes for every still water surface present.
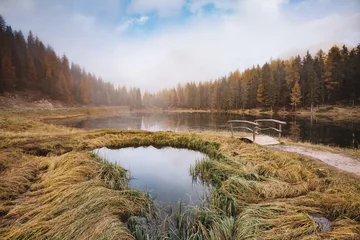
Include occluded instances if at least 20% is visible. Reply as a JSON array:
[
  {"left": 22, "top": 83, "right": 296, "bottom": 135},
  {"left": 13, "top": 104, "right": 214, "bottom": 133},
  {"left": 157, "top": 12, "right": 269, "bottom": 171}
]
[
  {"left": 51, "top": 112, "right": 360, "bottom": 148},
  {"left": 95, "top": 146, "right": 208, "bottom": 207}
]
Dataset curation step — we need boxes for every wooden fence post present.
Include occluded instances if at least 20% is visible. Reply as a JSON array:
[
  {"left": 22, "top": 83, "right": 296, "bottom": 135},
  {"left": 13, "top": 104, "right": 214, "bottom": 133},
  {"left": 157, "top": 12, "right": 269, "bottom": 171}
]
[{"left": 279, "top": 124, "right": 282, "bottom": 139}]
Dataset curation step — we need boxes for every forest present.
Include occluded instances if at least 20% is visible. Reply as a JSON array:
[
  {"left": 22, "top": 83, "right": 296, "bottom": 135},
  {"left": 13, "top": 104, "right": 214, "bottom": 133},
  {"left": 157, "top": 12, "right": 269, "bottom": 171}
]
[
  {"left": 0, "top": 15, "right": 142, "bottom": 108},
  {"left": 1, "top": 14, "right": 360, "bottom": 111},
  {"left": 145, "top": 44, "right": 360, "bottom": 111}
]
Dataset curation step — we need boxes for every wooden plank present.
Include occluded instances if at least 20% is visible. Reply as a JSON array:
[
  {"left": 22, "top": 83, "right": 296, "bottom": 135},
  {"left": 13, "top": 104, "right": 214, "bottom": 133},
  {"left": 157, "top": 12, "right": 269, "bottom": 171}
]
[
  {"left": 256, "top": 127, "right": 282, "bottom": 133},
  {"left": 228, "top": 120, "right": 259, "bottom": 126},
  {"left": 242, "top": 135, "right": 280, "bottom": 146},
  {"left": 255, "top": 119, "right": 287, "bottom": 125}
]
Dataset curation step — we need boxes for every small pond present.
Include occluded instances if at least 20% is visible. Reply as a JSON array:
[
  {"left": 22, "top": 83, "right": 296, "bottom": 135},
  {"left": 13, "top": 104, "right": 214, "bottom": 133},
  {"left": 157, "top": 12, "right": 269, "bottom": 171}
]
[{"left": 94, "top": 146, "right": 209, "bottom": 209}]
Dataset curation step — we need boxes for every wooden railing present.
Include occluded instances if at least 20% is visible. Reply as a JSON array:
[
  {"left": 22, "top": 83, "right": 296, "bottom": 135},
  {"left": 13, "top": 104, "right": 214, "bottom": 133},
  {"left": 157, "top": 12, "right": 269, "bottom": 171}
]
[
  {"left": 228, "top": 119, "right": 286, "bottom": 141},
  {"left": 255, "top": 119, "right": 287, "bottom": 139},
  {"left": 228, "top": 120, "right": 259, "bottom": 141}
]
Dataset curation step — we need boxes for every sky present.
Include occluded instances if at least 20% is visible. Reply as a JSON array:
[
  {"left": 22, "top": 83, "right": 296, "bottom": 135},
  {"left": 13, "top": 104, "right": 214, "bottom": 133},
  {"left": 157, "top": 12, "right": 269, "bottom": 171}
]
[{"left": 1, "top": 0, "right": 360, "bottom": 92}]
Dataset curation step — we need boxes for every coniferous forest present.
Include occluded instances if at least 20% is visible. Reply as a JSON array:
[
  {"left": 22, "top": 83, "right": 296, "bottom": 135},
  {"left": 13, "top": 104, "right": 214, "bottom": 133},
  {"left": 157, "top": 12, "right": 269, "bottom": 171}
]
[
  {"left": 0, "top": 15, "right": 142, "bottom": 108},
  {"left": 145, "top": 45, "right": 360, "bottom": 111},
  {"left": 1, "top": 14, "right": 360, "bottom": 111}
]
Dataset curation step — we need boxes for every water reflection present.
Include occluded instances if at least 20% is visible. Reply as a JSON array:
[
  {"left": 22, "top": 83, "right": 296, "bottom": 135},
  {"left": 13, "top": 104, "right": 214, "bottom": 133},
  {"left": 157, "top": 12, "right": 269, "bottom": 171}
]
[
  {"left": 289, "top": 121, "right": 301, "bottom": 142},
  {"left": 48, "top": 112, "right": 360, "bottom": 148},
  {"left": 94, "top": 146, "right": 209, "bottom": 208}
]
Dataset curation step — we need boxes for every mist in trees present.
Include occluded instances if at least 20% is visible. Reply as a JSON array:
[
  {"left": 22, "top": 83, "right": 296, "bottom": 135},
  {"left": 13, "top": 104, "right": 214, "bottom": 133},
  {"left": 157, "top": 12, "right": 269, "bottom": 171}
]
[
  {"left": 1, "top": 14, "right": 359, "bottom": 111},
  {"left": 0, "top": 15, "right": 142, "bottom": 108},
  {"left": 148, "top": 44, "right": 360, "bottom": 111}
]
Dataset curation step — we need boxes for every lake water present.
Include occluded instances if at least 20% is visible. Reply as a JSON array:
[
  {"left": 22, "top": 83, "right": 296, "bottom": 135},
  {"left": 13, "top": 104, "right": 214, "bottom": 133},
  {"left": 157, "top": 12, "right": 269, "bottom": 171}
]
[
  {"left": 50, "top": 112, "right": 360, "bottom": 148},
  {"left": 94, "top": 146, "right": 209, "bottom": 208}
]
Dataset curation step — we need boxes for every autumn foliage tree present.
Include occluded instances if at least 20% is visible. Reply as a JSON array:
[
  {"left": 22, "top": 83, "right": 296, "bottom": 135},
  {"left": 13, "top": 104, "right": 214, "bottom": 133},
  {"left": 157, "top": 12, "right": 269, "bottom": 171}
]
[
  {"left": 0, "top": 15, "right": 141, "bottom": 108},
  {"left": 290, "top": 80, "right": 302, "bottom": 112},
  {"left": 149, "top": 44, "right": 360, "bottom": 111}
]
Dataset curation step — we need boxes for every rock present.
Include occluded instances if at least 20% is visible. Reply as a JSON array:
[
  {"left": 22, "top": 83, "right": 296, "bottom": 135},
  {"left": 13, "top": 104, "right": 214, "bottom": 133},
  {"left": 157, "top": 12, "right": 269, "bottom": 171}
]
[{"left": 312, "top": 216, "right": 332, "bottom": 232}]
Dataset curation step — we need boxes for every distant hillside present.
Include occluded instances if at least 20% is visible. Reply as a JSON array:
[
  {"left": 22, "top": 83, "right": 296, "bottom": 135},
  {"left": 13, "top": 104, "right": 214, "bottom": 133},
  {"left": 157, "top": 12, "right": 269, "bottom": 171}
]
[{"left": 0, "top": 15, "right": 142, "bottom": 109}]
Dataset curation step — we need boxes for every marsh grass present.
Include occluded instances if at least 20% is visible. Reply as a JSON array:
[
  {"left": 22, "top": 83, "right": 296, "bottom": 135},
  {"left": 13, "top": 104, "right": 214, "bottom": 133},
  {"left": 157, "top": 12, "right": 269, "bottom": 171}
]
[
  {"left": 0, "top": 109, "right": 360, "bottom": 239},
  {"left": 0, "top": 151, "right": 148, "bottom": 239}
]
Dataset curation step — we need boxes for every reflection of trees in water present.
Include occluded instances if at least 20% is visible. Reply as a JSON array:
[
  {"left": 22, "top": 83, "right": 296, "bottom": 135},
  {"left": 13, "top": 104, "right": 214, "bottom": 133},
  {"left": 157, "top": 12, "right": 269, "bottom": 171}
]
[
  {"left": 210, "top": 113, "right": 216, "bottom": 130},
  {"left": 142, "top": 115, "right": 166, "bottom": 130},
  {"left": 61, "top": 113, "right": 360, "bottom": 148},
  {"left": 289, "top": 121, "right": 301, "bottom": 142},
  {"left": 140, "top": 114, "right": 188, "bottom": 131}
]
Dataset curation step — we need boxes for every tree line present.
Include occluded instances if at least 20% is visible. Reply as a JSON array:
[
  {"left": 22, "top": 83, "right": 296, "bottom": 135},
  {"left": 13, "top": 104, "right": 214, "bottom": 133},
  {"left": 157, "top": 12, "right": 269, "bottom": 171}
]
[
  {"left": 145, "top": 44, "right": 360, "bottom": 111},
  {"left": 0, "top": 15, "right": 142, "bottom": 108}
]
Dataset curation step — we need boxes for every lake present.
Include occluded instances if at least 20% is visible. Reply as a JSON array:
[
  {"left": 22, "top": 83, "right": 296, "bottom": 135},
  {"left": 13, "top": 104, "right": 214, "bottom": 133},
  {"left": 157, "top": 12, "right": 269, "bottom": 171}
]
[{"left": 49, "top": 112, "right": 360, "bottom": 148}]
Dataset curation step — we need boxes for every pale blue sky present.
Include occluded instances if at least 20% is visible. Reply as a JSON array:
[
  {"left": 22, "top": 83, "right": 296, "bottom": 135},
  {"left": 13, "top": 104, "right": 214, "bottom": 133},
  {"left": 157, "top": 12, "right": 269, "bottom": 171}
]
[{"left": 1, "top": 0, "right": 359, "bottom": 91}]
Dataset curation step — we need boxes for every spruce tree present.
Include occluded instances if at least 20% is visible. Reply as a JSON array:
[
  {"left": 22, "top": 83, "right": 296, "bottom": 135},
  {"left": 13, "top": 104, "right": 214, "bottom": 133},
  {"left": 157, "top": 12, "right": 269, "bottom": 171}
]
[{"left": 290, "top": 80, "right": 302, "bottom": 112}]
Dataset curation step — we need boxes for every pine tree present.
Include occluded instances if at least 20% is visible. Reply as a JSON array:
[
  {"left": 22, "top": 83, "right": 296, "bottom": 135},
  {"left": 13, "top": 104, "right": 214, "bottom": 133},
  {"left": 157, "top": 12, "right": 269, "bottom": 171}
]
[
  {"left": 247, "top": 66, "right": 260, "bottom": 108},
  {"left": 26, "top": 56, "right": 36, "bottom": 84},
  {"left": 307, "top": 68, "right": 319, "bottom": 112},
  {"left": 1, "top": 52, "right": 16, "bottom": 90},
  {"left": 285, "top": 57, "right": 301, "bottom": 108},
  {"left": 0, "top": 15, "right": 6, "bottom": 32},
  {"left": 302, "top": 51, "right": 319, "bottom": 111},
  {"left": 61, "top": 54, "right": 73, "bottom": 102},
  {"left": 262, "top": 63, "right": 276, "bottom": 110},
  {"left": 80, "top": 75, "right": 90, "bottom": 104},
  {"left": 229, "top": 70, "right": 240, "bottom": 109},
  {"left": 314, "top": 50, "right": 326, "bottom": 104},
  {"left": 256, "top": 79, "right": 264, "bottom": 105},
  {"left": 324, "top": 46, "right": 342, "bottom": 102},
  {"left": 355, "top": 44, "right": 360, "bottom": 103},
  {"left": 176, "top": 83, "right": 184, "bottom": 108},
  {"left": 136, "top": 88, "right": 142, "bottom": 108},
  {"left": 290, "top": 80, "right": 302, "bottom": 111},
  {"left": 274, "top": 60, "right": 287, "bottom": 107},
  {"left": 210, "top": 81, "right": 217, "bottom": 110}
]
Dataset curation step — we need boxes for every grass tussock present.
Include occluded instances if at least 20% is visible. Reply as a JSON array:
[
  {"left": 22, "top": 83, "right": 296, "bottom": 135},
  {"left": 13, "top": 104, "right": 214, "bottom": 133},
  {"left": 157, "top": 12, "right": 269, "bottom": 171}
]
[
  {"left": 0, "top": 152, "right": 41, "bottom": 201},
  {"left": 0, "top": 151, "right": 148, "bottom": 239},
  {"left": 235, "top": 203, "right": 321, "bottom": 239},
  {"left": 0, "top": 109, "right": 360, "bottom": 239}
]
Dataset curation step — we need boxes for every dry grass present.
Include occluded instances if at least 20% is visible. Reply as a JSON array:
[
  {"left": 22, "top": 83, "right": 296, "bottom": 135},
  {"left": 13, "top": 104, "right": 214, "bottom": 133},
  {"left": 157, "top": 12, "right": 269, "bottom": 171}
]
[
  {"left": 0, "top": 109, "right": 359, "bottom": 239},
  {"left": 0, "top": 151, "right": 148, "bottom": 239}
]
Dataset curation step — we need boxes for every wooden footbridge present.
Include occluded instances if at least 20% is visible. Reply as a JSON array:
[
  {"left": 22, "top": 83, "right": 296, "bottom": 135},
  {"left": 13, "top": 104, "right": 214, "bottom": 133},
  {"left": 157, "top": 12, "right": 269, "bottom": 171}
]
[{"left": 228, "top": 119, "right": 286, "bottom": 146}]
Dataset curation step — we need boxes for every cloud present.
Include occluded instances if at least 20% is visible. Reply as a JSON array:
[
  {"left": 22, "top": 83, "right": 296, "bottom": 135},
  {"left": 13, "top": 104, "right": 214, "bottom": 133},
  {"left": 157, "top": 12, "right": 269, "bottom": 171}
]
[
  {"left": 1, "top": 0, "right": 359, "bottom": 92},
  {"left": 116, "top": 15, "right": 149, "bottom": 32},
  {"left": 0, "top": 0, "right": 36, "bottom": 13},
  {"left": 128, "top": 0, "right": 185, "bottom": 17}
]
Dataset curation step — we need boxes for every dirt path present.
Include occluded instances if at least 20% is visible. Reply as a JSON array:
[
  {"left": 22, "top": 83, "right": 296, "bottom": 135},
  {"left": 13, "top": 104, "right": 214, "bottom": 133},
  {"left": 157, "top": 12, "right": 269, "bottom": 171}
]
[{"left": 270, "top": 145, "right": 360, "bottom": 177}]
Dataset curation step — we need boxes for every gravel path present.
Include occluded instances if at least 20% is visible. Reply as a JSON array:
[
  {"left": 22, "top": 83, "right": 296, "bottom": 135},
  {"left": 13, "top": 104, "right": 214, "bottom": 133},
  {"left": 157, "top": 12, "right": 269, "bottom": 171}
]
[{"left": 269, "top": 145, "right": 360, "bottom": 177}]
